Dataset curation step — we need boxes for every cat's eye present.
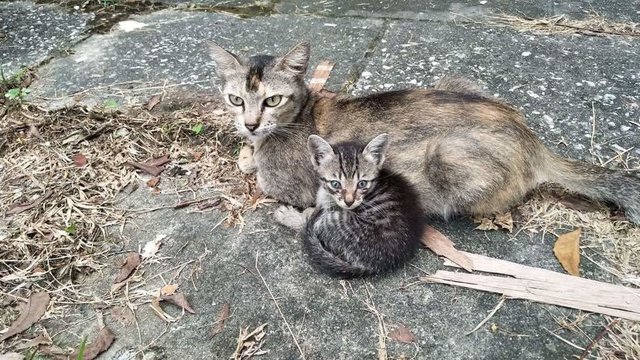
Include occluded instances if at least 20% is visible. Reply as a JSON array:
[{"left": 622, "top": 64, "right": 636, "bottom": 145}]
[
  {"left": 228, "top": 95, "right": 244, "bottom": 106},
  {"left": 264, "top": 95, "right": 282, "bottom": 107},
  {"left": 357, "top": 180, "right": 369, "bottom": 189},
  {"left": 329, "top": 180, "right": 342, "bottom": 189}
]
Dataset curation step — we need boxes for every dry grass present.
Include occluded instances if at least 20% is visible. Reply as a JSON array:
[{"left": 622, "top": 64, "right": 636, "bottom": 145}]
[
  {"left": 486, "top": 14, "right": 640, "bottom": 37},
  {"left": 0, "top": 99, "right": 253, "bottom": 350},
  {"left": 517, "top": 186, "right": 640, "bottom": 358}
]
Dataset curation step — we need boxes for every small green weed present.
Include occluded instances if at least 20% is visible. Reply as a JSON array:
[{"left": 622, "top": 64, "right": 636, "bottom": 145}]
[{"left": 192, "top": 123, "right": 204, "bottom": 135}]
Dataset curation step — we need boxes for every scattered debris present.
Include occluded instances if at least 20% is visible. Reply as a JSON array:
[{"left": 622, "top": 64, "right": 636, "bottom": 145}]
[
  {"left": 113, "top": 252, "right": 141, "bottom": 283},
  {"left": 145, "top": 94, "right": 162, "bottom": 111},
  {"left": 69, "top": 327, "right": 115, "bottom": 360},
  {"left": 553, "top": 229, "right": 581, "bottom": 276},
  {"left": 150, "top": 298, "right": 179, "bottom": 323},
  {"left": 210, "top": 302, "right": 231, "bottom": 338},
  {"left": 0, "top": 292, "right": 50, "bottom": 341},
  {"left": 160, "top": 293, "right": 195, "bottom": 314},
  {"left": 110, "top": 306, "right": 135, "bottom": 326},
  {"left": 308, "top": 60, "right": 335, "bottom": 92},
  {"left": 232, "top": 324, "right": 268, "bottom": 360},
  {"left": 474, "top": 217, "right": 499, "bottom": 231},
  {"left": 486, "top": 14, "right": 640, "bottom": 37},
  {"left": 465, "top": 297, "right": 506, "bottom": 335},
  {"left": 254, "top": 253, "right": 305, "bottom": 359},
  {"left": 388, "top": 324, "right": 416, "bottom": 344},
  {"left": 493, "top": 212, "right": 514, "bottom": 233},
  {"left": 423, "top": 252, "right": 640, "bottom": 321},
  {"left": 421, "top": 226, "right": 474, "bottom": 272},
  {"left": 146, "top": 177, "right": 160, "bottom": 187},
  {"left": 0, "top": 352, "right": 23, "bottom": 360},
  {"left": 5, "top": 190, "right": 53, "bottom": 216},
  {"left": 14, "top": 334, "right": 52, "bottom": 350},
  {"left": 72, "top": 153, "right": 88, "bottom": 167},
  {"left": 141, "top": 235, "right": 164, "bottom": 260}
]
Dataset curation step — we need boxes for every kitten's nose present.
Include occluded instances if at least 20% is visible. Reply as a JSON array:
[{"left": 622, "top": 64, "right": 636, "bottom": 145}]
[
  {"left": 344, "top": 198, "right": 354, "bottom": 207},
  {"left": 245, "top": 123, "right": 259, "bottom": 132}
]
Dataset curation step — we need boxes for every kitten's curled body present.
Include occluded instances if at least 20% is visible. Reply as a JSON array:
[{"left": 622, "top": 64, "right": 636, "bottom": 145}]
[
  {"left": 303, "top": 165, "right": 424, "bottom": 278},
  {"left": 210, "top": 42, "right": 640, "bottom": 223}
]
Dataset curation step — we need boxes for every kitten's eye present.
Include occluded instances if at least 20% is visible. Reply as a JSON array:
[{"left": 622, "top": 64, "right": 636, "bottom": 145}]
[
  {"left": 228, "top": 95, "right": 244, "bottom": 106},
  {"left": 357, "top": 180, "right": 369, "bottom": 189},
  {"left": 329, "top": 180, "right": 342, "bottom": 190},
  {"left": 264, "top": 95, "right": 282, "bottom": 107}
]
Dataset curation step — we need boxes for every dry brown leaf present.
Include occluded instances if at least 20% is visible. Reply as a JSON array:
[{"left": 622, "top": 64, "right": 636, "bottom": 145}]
[
  {"left": 475, "top": 217, "right": 499, "bottom": 231},
  {"left": 113, "top": 252, "right": 141, "bottom": 283},
  {"left": 150, "top": 297, "right": 179, "bottom": 323},
  {"left": 14, "top": 334, "right": 52, "bottom": 350},
  {"left": 0, "top": 352, "right": 24, "bottom": 360},
  {"left": 70, "top": 327, "right": 115, "bottom": 360},
  {"left": 38, "top": 344, "right": 70, "bottom": 358},
  {"left": 0, "top": 292, "right": 50, "bottom": 341},
  {"left": 161, "top": 293, "right": 195, "bottom": 314},
  {"left": 553, "top": 229, "right": 581, "bottom": 276},
  {"left": 110, "top": 306, "right": 135, "bottom": 326},
  {"left": 146, "top": 177, "right": 160, "bottom": 188},
  {"left": 160, "top": 284, "right": 178, "bottom": 296},
  {"left": 494, "top": 212, "right": 514, "bottom": 232},
  {"left": 125, "top": 161, "right": 165, "bottom": 176},
  {"left": 6, "top": 190, "right": 53, "bottom": 216},
  {"left": 232, "top": 324, "right": 268, "bottom": 359},
  {"left": 145, "top": 155, "right": 171, "bottom": 167},
  {"left": 191, "top": 151, "right": 204, "bottom": 161},
  {"left": 72, "top": 153, "right": 88, "bottom": 167},
  {"left": 210, "top": 302, "right": 230, "bottom": 338},
  {"left": 421, "top": 226, "right": 474, "bottom": 272},
  {"left": 388, "top": 324, "right": 416, "bottom": 344},
  {"left": 145, "top": 94, "right": 162, "bottom": 111}
]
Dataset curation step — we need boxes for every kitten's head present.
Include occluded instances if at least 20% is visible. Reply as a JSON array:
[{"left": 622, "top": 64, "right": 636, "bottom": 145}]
[
  {"left": 209, "top": 41, "right": 310, "bottom": 141},
  {"left": 307, "top": 133, "right": 390, "bottom": 210}
]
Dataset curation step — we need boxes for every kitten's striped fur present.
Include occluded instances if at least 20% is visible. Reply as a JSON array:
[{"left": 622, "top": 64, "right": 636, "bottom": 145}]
[{"left": 301, "top": 134, "right": 424, "bottom": 278}]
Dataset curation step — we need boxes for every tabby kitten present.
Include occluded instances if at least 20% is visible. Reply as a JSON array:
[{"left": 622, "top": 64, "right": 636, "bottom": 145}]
[{"left": 278, "top": 133, "right": 425, "bottom": 278}]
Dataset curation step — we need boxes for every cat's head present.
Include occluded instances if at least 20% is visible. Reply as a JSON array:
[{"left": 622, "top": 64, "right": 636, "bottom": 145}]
[
  {"left": 307, "top": 133, "right": 390, "bottom": 210},
  {"left": 209, "top": 41, "right": 310, "bottom": 141}
]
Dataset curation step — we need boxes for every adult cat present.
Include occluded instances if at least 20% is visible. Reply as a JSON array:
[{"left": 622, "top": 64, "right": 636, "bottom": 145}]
[{"left": 209, "top": 41, "right": 640, "bottom": 224}]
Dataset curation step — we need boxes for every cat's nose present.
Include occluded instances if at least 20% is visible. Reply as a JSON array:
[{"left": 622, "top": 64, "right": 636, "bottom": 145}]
[
  {"left": 245, "top": 123, "right": 259, "bottom": 132},
  {"left": 344, "top": 198, "right": 354, "bottom": 207}
]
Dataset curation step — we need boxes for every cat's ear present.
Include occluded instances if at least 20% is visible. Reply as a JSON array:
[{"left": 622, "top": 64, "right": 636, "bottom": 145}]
[
  {"left": 307, "top": 135, "right": 334, "bottom": 167},
  {"left": 277, "top": 41, "right": 310, "bottom": 77},
  {"left": 362, "top": 133, "right": 389, "bottom": 167},
  {"left": 208, "top": 42, "right": 243, "bottom": 78}
]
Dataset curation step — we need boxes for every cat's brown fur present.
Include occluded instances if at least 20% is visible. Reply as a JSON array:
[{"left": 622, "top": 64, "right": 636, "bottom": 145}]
[{"left": 210, "top": 41, "right": 640, "bottom": 223}]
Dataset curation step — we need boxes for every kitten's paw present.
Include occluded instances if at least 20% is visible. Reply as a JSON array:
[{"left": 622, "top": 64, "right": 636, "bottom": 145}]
[
  {"left": 237, "top": 145, "right": 256, "bottom": 174},
  {"left": 274, "top": 205, "right": 305, "bottom": 231}
]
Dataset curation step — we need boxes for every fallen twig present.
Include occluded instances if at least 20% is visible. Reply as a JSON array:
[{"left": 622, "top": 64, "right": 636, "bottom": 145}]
[{"left": 254, "top": 252, "right": 305, "bottom": 360}]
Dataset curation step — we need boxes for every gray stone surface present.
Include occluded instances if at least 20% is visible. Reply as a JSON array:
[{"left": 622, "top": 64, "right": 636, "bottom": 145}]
[
  {"left": 48, "top": 186, "right": 603, "bottom": 359},
  {"left": 276, "top": 0, "right": 640, "bottom": 22},
  {"left": 353, "top": 21, "right": 640, "bottom": 165},
  {"left": 161, "top": 0, "right": 272, "bottom": 6},
  {"left": 29, "top": 11, "right": 383, "bottom": 109},
  {"left": 0, "top": 1, "right": 92, "bottom": 77},
  {"left": 10, "top": 1, "right": 639, "bottom": 359}
]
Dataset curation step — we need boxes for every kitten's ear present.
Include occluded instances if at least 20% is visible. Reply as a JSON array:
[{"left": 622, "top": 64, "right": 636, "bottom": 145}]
[
  {"left": 277, "top": 41, "right": 310, "bottom": 77},
  {"left": 362, "top": 133, "right": 390, "bottom": 167},
  {"left": 307, "top": 135, "right": 334, "bottom": 167},
  {"left": 208, "top": 42, "right": 243, "bottom": 78}
]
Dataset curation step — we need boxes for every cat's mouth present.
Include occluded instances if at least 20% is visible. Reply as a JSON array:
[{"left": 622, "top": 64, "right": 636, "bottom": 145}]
[{"left": 235, "top": 122, "right": 276, "bottom": 140}]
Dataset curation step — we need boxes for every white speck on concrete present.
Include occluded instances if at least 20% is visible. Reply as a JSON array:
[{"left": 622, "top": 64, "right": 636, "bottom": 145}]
[
  {"left": 361, "top": 71, "right": 372, "bottom": 79},
  {"left": 585, "top": 81, "right": 596, "bottom": 87},
  {"left": 521, "top": 51, "right": 531, "bottom": 57},
  {"left": 621, "top": 125, "right": 631, "bottom": 132},
  {"left": 116, "top": 20, "right": 147, "bottom": 32},
  {"left": 527, "top": 90, "right": 540, "bottom": 99}
]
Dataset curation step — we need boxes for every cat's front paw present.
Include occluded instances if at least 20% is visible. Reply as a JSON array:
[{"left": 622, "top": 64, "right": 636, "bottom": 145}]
[
  {"left": 237, "top": 145, "right": 256, "bottom": 174},
  {"left": 274, "top": 205, "right": 306, "bottom": 231}
]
